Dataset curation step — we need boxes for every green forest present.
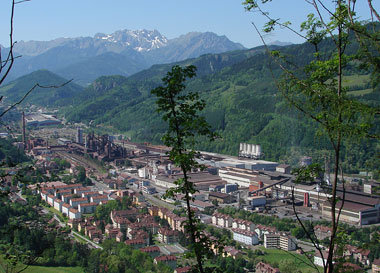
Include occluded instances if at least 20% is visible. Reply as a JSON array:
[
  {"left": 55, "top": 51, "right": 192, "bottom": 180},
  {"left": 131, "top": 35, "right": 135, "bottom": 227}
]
[
  {"left": 1, "top": 32, "right": 379, "bottom": 177},
  {"left": 61, "top": 37, "right": 379, "bottom": 176}
]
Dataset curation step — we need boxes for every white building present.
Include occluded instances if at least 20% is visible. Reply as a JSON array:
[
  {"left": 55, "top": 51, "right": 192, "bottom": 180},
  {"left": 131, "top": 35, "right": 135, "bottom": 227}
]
[
  {"left": 62, "top": 203, "right": 72, "bottom": 216},
  {"left": 68, "top": 208, "right": 82, "bottom": 219},
  {"left": 232, "top": 228, "right": 259, "bottom": 245},
  {"left": 232, "top": 219, "right": 255, "bottom": 231},
  {"left": 212, "top": 212, "right": 233, "bottom": 228},
  {"left": 47, "top": 195, "right": 56, "bottom": 206},
  {"left": 91, "top": 195, "right": 109, "bottom": 204},
  {"left": 280, "top": 235, "right": 297, "bottom": 251},
  {"left": 78, "top": 202, "right": 98, "bottom": 214},
  {"left": 53, "top": 199, "right": 63, "bottom": 212},
  {"left": 264, "top": 233, "right": 297, "bottom": 251},
  {"left": 314, "top": 251, "right": 330, "bottom": 267},
  {"left": 264, "top": 233, "right": 279, "bottom": 249},
  {"left": 70, "top": 197, "right": 88, "bottom": 208}
]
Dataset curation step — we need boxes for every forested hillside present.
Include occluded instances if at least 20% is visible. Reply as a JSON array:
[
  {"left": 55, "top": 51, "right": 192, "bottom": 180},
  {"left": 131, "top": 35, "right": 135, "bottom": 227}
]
[
  {"left": 31, "top": 40, "right": 380, "bottom": 175},
  {"left": 0, "top": 70, "right": 84, "bottom": 107}
]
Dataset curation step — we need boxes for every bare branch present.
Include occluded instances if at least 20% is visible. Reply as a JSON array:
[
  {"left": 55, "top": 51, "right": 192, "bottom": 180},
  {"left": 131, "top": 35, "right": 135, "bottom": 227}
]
[
  {"left": 0, "top": 0, "right": 16, "bottom": 86},
  {"left": 0, "top": 79, "right": 73, "bottom": 118},
  {"left": 0, "top": 55, "right": 22, "bottom": 64},
  {"left": 367, "top": 0, "right": 380, "bottom": 22},
  {"left": 291, "top": 187, "right": 326, "bottom": 271}
]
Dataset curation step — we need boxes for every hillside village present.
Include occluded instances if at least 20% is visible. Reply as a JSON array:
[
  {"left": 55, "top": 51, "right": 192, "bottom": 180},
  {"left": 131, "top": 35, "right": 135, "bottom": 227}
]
[{"left": 1, "top": 129, "right": 379, "bottom": 272}]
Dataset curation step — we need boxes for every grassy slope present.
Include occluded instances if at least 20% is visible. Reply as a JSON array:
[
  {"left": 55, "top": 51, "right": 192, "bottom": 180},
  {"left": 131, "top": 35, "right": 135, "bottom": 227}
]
[
  {"left": 0, "top": 256, "right": 83, "bottom": 273},
  {"left": 258, "top": 247, "right": 324, "bottom": 273}
]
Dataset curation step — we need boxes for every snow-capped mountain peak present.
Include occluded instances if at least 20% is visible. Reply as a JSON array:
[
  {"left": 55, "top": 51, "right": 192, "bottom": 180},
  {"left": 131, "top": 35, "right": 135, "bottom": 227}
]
[{"left": 94, "top": 29, "right": 168, "bottom": 51}]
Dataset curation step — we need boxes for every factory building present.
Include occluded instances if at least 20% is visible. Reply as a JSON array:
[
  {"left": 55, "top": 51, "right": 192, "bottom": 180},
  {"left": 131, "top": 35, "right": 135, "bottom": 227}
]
[
  {"left": 76, "top": 128, "right": 83, "bottom": 144},
  {"left": 25, "top": 113, "right": 61, "bottom": 127},
  {"left": 322, "top": 192, "right": 380, "bottom": 226},
  {"left": 154, "top": 172, "right": 226, "bottom": 190}
]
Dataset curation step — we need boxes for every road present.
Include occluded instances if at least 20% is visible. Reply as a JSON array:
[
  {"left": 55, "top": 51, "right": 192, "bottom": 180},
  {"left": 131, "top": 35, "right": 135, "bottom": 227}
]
[
  {"left": 40, "top": 207, "right": 103, "bottom": 249},
  {"left": 71, "top": 231, "right": 103, "bottom": 249}
]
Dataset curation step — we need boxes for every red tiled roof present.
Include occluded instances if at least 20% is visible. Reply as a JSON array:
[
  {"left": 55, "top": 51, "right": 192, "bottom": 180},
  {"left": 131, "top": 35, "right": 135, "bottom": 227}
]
[
  {"left": 232, "top": 228, "right": 257, "bottom": 237},
  {"left": 314, "top": 225, "right": 332, "bottom": 233},
  {"left": 155, "top": 255, "right": 176, "bottom": 262},
  {"left": 212, "top": 212, "right": 232, "bottom": 220},
  {"left": 71, "top": 197, "right": 88, "bottom": 202},
  {"left": 125, "top": 239, "right": 145, "bottom": 245},
  {"left": 158, "top": 228, "right": 179, "bottom": 236},
  {"left": 79, "top": 202, "right": 98, "bottom": 207},
  {"left": 140, "top": 246, "right": 160, "bottom": 253},
  {"left": 175, "top": 266, "right": 192, "bottom": 273},
  {"left": 92, "top": 194, "right": 108, "bottom": 199}
]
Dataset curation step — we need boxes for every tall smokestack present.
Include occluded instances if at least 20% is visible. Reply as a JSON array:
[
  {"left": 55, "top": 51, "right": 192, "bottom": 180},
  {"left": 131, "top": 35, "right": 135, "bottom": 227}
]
[{"left": 22, "top": 111, "right": 26, "bottom": 149}]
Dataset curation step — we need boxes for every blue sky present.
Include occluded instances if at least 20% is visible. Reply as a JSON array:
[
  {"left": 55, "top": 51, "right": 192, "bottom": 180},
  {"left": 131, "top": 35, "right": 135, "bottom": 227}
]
[{"left": 0, "top": 0, "right": 379, "bottom": 48}]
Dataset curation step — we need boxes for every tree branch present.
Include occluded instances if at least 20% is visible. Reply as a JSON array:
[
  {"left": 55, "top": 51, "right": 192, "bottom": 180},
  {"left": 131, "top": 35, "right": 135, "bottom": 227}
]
[{"left": 0, "top": 79, "right": 73, "bottom": 118}]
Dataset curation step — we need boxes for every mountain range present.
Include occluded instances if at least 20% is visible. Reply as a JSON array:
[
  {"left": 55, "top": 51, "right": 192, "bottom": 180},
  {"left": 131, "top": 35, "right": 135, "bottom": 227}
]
[
  {"left": 0, "top": 30, "right": 378, "bottom": 175},
  {"left": 2, "top": 29, "right": 245, "bottom": 86}
]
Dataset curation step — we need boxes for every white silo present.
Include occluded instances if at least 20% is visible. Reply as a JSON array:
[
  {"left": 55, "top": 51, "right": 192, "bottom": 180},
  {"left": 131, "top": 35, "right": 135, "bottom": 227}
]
[
  {"left": 256, "top": 145, "right": 262, "bottom": 157},
  {"left": 252, "top": 144, "right": 257, "bottom": 157},
  {"left": 248, "top": 143, "right": 252, "bottom": 155}
]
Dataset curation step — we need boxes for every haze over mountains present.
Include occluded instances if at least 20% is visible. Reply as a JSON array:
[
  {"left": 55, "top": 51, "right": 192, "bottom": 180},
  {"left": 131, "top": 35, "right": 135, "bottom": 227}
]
[
  {"left": 0, "top": 28, "right": 378, "bottom": 175},
  {"left": 3, "top": 29, "right": 245, "bottom": 85}
]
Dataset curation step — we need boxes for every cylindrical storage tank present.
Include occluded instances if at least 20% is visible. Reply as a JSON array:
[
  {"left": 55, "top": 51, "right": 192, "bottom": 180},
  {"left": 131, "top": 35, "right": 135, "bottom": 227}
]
[
  {"left": 256, "top": 145, "right": 261, "bottom": 157},
  {"left": 252, "top": 144, "right": 257, "bottom": 156},
  {"left": 248, "top": 144, "right": 253, "bottom": 155},
  {"left": 243, "top": 143, "right": 248, "bottom": 155},
  {"left": 240, "top": 143, "right": 243, "bottom": 151}
]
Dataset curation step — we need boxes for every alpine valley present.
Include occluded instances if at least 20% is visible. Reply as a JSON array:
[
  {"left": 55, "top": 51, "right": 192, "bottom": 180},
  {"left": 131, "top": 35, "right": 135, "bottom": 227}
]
[{"left": 0, "top": 29, "right": 379, "bottom": 175}]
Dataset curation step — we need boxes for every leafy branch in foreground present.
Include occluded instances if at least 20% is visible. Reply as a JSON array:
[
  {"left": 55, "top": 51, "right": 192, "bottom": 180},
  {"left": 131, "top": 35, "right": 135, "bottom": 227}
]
[
  {"left": 244, "top": 1, "right": 379, "bottom": 272},
  {"left": 151, "top": 65, "right": 221, "bottom": 273}
]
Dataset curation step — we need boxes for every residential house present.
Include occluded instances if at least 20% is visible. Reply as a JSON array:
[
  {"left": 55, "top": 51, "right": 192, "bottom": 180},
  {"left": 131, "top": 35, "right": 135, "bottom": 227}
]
[
  {"left": 47, "top": 194, "right": 55, "bottom": 206},
  {"left": 232, "top": 218, "right": 255, "bottom": 231},
  {"left": 158, "top": 228, "right": 179, "bottom": 244},
  {"left": 74, "top": 187, "right": 91, "bottom": 195},
  {"left": 140, "top": 246, "right": 161, "bottom": 258},
  {"left": 90, "top": 194, "right": 108, "bottom": 204},
  {"left": 314, "top": 251, "right": 331, "bottom": 268},
  {"left": 106, "top": 227, "right": 121, "bottom": 239},
  {"left": 53, "top": 199, "right": 63, "bottom": 212},
  {"left": 314, "top": 225, "right": 332, "bottom": 241},
  {"left": 256, "top": 262, "right": 280, "bottom": 273},
  {"left": 212, "top": 212, "right": 233, "bottom": 228},
  {"left": 62, "top": 203, "right": 72, "bottom": 216},
  {"left": 372, "top": 259, "right": 380, "bottom": 273},
  {"left": 174, "top": 266, "right": 192, "bottom": 273},
  {"left": 78, "top": 202, "right": 98, "bottom": 214},
  {"left": 232, "top": 228, "right": 259, "bottom": 245},
  {"left": 68, "top": 208, "right": 81, "bottom": 219},
  {"left": 116, "top": 231, "right": 124, "bottom": 242},
  {"left": 223, "top": 246, "right": 242, "bottom": 259},
  {"left": 70, "top": 197, "right": 88, "bottom": 209},
  {"left": 264, "top": 233, "right": 296, "bottom": 251},
  {"left": 154, "top": 255, "right": 177, "bottom": 269},
  {"left": 255, "top": 224, "right": 277, "bottom": 239},
  {"left": 124, "top": 238, "right": 147, "bottom": 249},
  {"left": 61, "top": 194, "right": 75, "bottom": 204},
  {"left": 344, "top": 245, "right": 371, "bottom": 266},
  {"left": 149, "top": 206, "right": 159, "bottom": 217}
]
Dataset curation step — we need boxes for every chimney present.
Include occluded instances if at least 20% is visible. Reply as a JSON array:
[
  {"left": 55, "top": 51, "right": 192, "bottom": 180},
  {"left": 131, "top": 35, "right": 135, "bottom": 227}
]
[{"left": 22, "top": 111, "right": 26, "bottom": 149}]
